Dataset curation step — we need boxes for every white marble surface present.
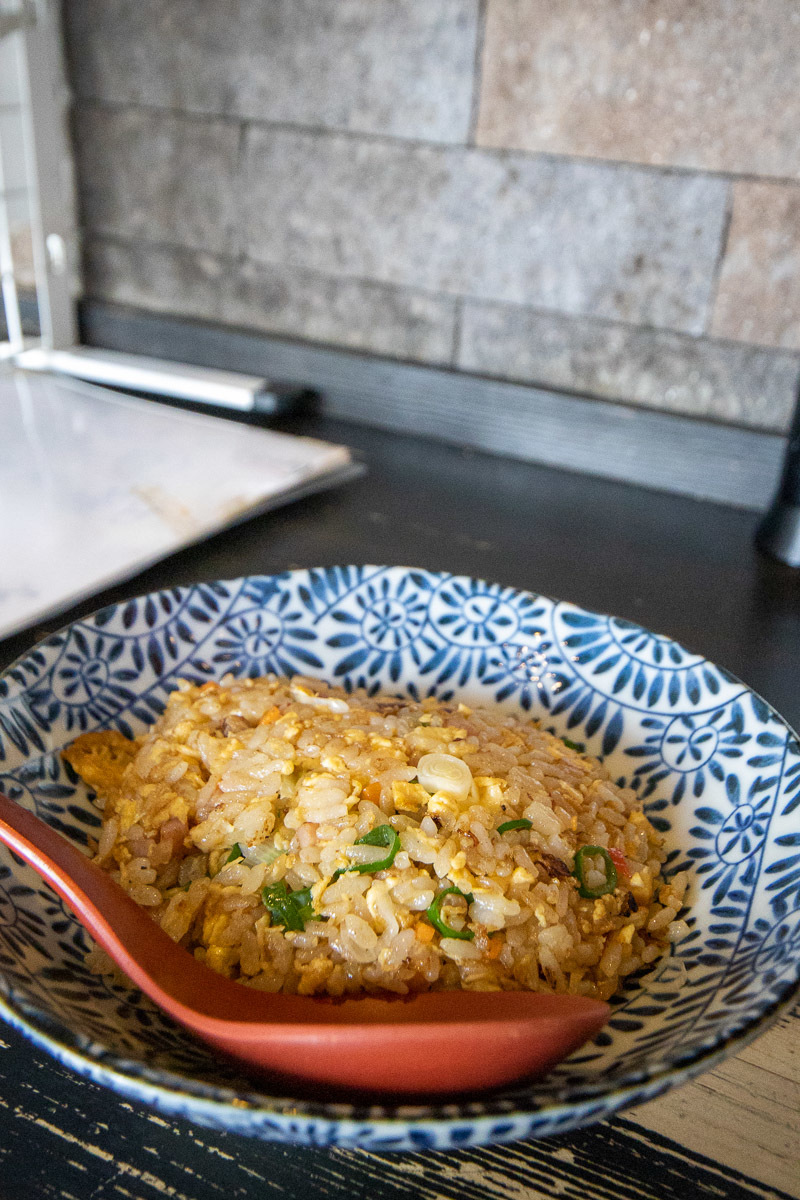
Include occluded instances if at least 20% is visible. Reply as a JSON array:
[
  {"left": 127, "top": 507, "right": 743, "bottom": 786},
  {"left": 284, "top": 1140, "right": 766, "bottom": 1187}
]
[{"left": 0, "top": 369, "right": 353, "bottom": 638}]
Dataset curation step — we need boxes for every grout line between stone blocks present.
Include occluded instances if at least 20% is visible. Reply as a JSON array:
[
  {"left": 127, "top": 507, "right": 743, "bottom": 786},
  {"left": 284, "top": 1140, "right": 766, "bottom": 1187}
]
[
  {"left": 230, "top": 118, "right": 251, "bottom": 260},
  {"left": 467, "top": 0, "right": 488, "bottom": 147},
  {"left": 704, "top": 180, "right": 736, "bottom": 337},
  {"left": 73, "top": 96, "right": 800, "bottom": 190},
  {"left": 451, "top": 296, "right": 465, "bottom": 367}
]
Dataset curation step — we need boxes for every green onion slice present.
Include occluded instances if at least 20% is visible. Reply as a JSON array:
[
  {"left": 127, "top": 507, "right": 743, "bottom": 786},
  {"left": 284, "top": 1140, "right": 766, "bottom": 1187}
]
[
  {"left": 244, "top": 842, "right": 285, "bottom": 867},
  {"left": 426, "top": 886, "right": 475, "bottom": 940},
  {"left": 561, "top": 736, "right": 585, "bottom": 753},
  {"left": 261, "top": 881, "right": 316, "bottom": 931},
  {"left": 573, "top": 845, "right": 618, "bottom": 899},
  {"left": 497, "top": 818, "right": 533, "bottom": 834},
  {"left": 331, "top": 824, "right": 401, "bottom": 880},
  {"left": 225, "top": 843, "right": 244, "bottom": 863}
]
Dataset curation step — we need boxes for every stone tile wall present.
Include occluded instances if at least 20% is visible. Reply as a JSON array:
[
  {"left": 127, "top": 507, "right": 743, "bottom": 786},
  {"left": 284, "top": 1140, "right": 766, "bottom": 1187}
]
[{"left": 63, "top": 0, "right": 800, "bottom": 432}]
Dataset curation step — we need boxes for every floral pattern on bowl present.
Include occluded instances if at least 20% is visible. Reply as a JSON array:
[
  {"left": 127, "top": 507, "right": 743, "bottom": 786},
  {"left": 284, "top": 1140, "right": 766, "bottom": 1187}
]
[{"left": 0, "top": 567, "right": 798, "bottom": 1150}]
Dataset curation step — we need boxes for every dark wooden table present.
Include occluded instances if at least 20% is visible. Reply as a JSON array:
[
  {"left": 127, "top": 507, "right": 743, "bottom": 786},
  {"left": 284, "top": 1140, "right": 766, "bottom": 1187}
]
[{"left": 1, "top": 415, "right": 798, "bottom": 1200}]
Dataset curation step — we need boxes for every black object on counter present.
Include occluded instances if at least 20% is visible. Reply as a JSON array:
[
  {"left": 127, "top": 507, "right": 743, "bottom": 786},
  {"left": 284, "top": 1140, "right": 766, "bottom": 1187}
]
[{"left": 757, "top": 384, "right": 800, "bottom": 566}]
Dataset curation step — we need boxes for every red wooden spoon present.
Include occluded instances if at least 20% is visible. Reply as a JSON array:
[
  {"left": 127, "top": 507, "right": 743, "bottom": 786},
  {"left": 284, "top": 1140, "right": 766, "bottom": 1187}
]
[{"left": 0, "top": 791, "right": 609, "bottom": 1095}]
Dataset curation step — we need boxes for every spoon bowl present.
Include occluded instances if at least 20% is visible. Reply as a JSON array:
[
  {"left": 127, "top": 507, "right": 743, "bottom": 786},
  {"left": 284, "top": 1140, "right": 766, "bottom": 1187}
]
[{"left": 0, "top": 790, "right": 609, "bottom": 1095}]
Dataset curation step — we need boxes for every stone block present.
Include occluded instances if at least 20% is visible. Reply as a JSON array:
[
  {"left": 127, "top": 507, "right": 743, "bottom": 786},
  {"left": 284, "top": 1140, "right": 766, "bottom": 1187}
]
[
  {"left": 84, "top": 238, "right": 457, "bottom": 364},
  {"left": 223, "top": 258, "right": 457, "bottom": 364},
  {"left": 73, "top": 106, "right": 239, "bottom": 253},
  {"left": 242, "top": 128, "right": 728, "bottom": 332},
  {"left": 458, "top": 300, "right": 799, "bottom": 431},
  {"left": 83, "top": 238, "right": 226, "bottom": 322},
  {"left": 63, "top": 0, "right": 478, "bottom": 143},
  {"left": 477, "top": 0, "right": 800, "bottom": 178}
]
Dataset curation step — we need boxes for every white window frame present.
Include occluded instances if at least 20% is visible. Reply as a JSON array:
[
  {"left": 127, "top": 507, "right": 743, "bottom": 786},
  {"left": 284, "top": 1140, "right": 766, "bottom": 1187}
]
[{"left": 1, "top": 0, "right": 277, "bottom": 411}]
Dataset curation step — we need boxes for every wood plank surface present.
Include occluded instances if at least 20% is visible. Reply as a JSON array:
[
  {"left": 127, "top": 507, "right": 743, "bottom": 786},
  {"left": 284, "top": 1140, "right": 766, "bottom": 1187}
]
[
  {"left": 627, "top": 1009, "right": 800, "bottom": 1197},
  {"left": 0, "top": 1015, "right": 797, "bottom": 1200}
]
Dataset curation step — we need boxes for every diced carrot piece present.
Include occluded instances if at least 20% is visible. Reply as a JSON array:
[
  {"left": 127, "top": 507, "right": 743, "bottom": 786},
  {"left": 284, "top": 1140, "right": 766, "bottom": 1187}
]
[
  {"left": 608, "top": 848, "right": 631, "bottom": 879},
  {"left": 487, "top": 935, "right": 504, "bottom": 960},
  {"left": 363, "top": 781, "right": 383, "bottom": 805},
  {"left": 415, "top": 922, "right": 435, "bottom": 944},
  {"left": 259, "top": 706, "right": 281, "bottom": 726}
]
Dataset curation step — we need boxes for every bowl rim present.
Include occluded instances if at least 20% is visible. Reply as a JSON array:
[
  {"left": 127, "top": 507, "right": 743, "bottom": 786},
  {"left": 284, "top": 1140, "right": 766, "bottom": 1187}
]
[{"left": 1, "top": 566, "right": 800, "bottom": 1138}]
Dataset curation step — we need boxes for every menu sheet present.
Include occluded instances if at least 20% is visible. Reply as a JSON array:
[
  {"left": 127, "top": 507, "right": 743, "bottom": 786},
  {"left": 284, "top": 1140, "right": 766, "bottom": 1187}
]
[{"left": 1, "top": 369, "right": 356, "bottom": 639}]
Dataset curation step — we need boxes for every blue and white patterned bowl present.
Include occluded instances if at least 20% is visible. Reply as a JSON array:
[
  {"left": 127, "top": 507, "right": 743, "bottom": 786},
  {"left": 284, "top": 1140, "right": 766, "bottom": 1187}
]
[{"left": 1, "top": 567, "right": 799, "bottom": 1150}]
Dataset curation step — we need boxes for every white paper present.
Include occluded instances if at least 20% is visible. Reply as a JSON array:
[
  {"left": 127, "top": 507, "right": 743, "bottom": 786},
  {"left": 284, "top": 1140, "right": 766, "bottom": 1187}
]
[{"left": 0, "top": 369, "right": 354, "bottom": 638}]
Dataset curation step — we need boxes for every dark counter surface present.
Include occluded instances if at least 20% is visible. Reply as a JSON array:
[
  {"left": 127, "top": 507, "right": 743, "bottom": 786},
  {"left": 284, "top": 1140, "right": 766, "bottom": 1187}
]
[{"left": 1, "top": 415, "right": 798, "bottom": 1200}]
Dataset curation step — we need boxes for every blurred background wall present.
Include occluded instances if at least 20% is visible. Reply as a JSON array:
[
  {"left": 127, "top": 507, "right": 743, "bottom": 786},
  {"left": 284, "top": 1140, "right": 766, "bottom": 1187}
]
[{"left": 59, "top": 0, "right": 800, "bottom": 433}]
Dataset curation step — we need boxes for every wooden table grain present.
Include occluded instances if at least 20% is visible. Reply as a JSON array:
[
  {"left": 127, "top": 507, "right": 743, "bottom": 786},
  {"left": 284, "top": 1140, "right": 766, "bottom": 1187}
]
[{"left": 1, "top": 415, "right": 798, "bottom": 1200}]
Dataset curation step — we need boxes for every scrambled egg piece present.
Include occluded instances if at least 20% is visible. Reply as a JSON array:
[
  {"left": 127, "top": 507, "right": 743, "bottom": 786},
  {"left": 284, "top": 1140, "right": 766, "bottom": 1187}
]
[
  {"left": 391, "top": 780, "right": 429, "bottom": 813},
  {"left": 62, "top": 730, "right": 137, "bottom": 801}
]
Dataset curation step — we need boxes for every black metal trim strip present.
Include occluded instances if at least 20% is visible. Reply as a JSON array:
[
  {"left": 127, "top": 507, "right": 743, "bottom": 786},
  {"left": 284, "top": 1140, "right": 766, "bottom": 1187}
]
[{"left": 79, "top": 301, "right": 785, "bottom": 511}]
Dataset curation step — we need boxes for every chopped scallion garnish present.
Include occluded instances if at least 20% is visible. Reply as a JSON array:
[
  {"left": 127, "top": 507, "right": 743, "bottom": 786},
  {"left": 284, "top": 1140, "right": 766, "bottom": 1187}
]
[
  {"left": 426, "top": 885, "right": 475, "bottom": 940},
  {"left": 244, "top": 842, "right": 285, "bottom": 867},
  {"left": 226, "top": 843, "right": 244, "bottom": 863},
  {"left": 561, "top": 736, "right": 585, "bottom": 753},
  {"left": 573, "top": 845, "right": 618, "bottom": 898},
  {"left": 261, "top": 881, "right": 316, "bottom": 931},
  {"left": 497, "top": 818, "right": 533, "bottom": 834},
  {"left": 331, "top": 823, "right": 400, "bottom": 880}
]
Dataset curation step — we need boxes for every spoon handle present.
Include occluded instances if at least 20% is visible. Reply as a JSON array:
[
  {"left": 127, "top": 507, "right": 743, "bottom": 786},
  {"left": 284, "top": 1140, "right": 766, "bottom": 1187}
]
[
  {"left": 0, "top": 791, "right": 248, "bottom": 1013},
  {"left": 0, "top": 792, "right": 401, "bottom": 1026}
]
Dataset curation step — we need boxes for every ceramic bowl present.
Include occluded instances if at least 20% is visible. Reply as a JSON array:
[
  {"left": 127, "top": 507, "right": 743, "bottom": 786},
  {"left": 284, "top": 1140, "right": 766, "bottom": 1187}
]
[{"left": 1, "top": 567, "right": 799, "bottom": 1151}]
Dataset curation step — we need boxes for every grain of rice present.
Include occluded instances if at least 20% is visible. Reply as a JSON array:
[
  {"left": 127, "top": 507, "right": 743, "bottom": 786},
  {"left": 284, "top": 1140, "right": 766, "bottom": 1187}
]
[
  {"left": 96, "top": 816, "right": 119, "bottom": 864},
  {"left": 128, "top": 883, "right": 162, "bottom": 907}
]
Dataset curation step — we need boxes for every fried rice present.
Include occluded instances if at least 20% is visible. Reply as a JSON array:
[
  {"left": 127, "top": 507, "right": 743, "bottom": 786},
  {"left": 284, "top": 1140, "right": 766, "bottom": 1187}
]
[{"left": 63, "top": 674, "right": 688, "bottom": 1001}]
